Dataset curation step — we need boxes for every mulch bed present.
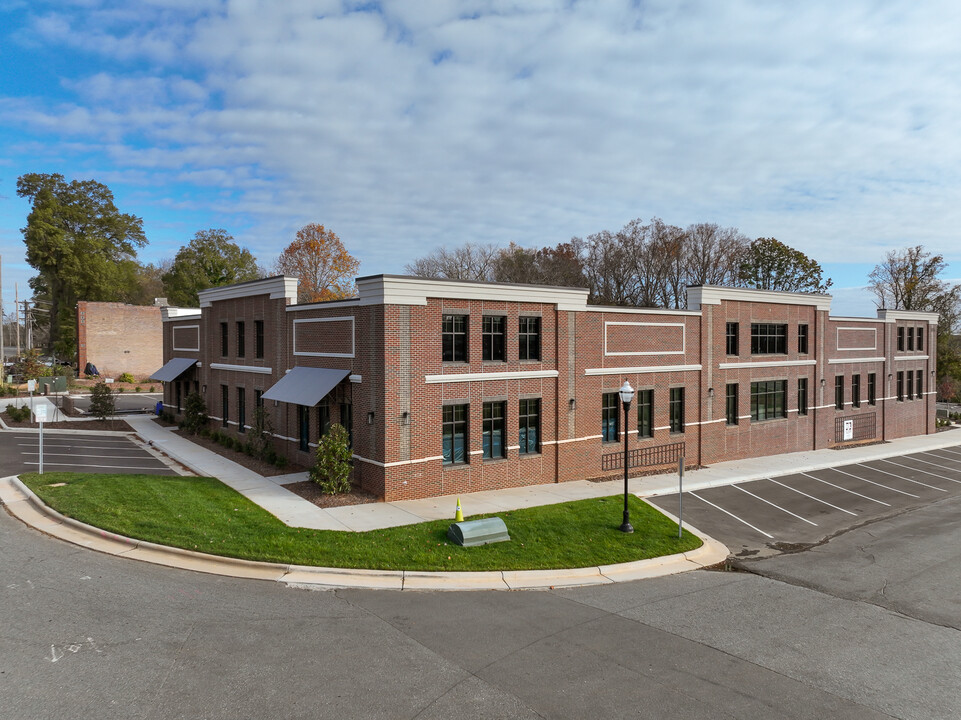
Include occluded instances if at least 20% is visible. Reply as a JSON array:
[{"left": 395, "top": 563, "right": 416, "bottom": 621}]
[
  {"left": 1, "top": 417, "right": 132, "bottom": 432},
  {"left": 284, "top": 480, "right": 380, "bottom": 508}
]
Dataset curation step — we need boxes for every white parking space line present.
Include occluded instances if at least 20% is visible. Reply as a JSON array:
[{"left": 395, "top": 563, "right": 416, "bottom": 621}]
[
  {"left": 17, "top": 443, "right": 141, "bottom": 451},
  {"left": 732, "top": 484, "right": 818, "bottom": 526},
  {"left": 911, "top": 454, "right": 961, "bottom": 473},
  {"left": 21, "top": 452, "right": 159, "bottom": 461},
  {"left": 13, "top": 436, "right": 131, "bottom": 443},
  {"left": 934, "top": 446, "right": 961, "bottom": 458},
  {"left": 23, "top": 462, "right": 167, "bottom": 471},
  {"left": 766, "top": 478, "right": 858, "bottom": 516},
  {"left": 828, "top": 467, "right": 920, "bottom": 498},
  {"left": 880, "top": 458, "right": 961, "bottom": 485},
  {"left": 922, "top": 451, "right": 961, "bottom": 465},
  {"left": 855, "top": 463, "right": 947, "bottom": 492},
  {"left": 688, "top": 491, "right": 775, "bottom": 539},
  {"left": 801, "top": 472, "right": 891, "bottom": 506}
]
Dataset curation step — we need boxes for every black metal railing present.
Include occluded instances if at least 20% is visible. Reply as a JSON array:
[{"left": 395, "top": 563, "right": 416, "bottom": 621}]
[
  {"left": 602, "top": 441, "right": 686, "bottom": 471},
  {"left": 834, "top": 412, "right": 877, "bottom": 444}
]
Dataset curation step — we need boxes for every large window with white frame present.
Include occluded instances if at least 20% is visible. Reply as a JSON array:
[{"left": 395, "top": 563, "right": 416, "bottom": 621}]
[
  {"left": 751, "top": 324, "right": 787, "bottom": 354},
  {"left": 751, "top": 380, "right": 787, "bottom": 421}
]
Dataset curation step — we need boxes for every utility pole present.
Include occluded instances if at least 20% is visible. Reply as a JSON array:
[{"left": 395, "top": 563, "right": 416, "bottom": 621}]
[
  {"left": 25, "top": 300, "right": 32, "bottom": 351},
  {"left": 0, "top": 254, "right": 5, "bottom": 374},
  {"left": 14, "top": 282, "right": 20, "bottom": 359}
]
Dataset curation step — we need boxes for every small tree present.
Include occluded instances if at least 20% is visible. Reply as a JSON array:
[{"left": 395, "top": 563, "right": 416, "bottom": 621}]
[
  {"left": 248, "top": 406, "right": 275, "bottom": 461},
  {"left": 310, "top": 423, "right": 352, "bottom": 494},
  {"left": 89, "top": 380, "right": 116, "bottom": 421},
  {"left": 181, "top": 391, "right": 208, "bottom": 435}
]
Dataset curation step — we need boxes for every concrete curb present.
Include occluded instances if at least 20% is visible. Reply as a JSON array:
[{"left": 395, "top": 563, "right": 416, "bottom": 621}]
[{"left": 0, "top": 475, "right": 728, "bottom": 591}]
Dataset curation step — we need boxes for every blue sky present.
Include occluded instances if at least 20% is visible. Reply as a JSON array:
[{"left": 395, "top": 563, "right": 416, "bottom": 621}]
[{"left": 2, "top": 1, "right": 961, "bottom": 318}]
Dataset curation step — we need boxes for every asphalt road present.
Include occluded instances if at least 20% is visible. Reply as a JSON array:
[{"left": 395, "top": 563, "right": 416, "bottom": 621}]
[
  {"left": 649, "top": 443, "right": 961, "bottom": 558},
  {"left": 0, "top": 430, "right": 176, "bottom": 476},
  {"left": 3, "top": 493, "right": 960, "bottom": 718}
]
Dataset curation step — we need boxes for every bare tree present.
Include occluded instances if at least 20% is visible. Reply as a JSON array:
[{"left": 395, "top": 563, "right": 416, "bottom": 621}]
[
  {"left": 685, "top": 223, "right": 749, "bottom": 287},
  {"left": 405, "top": 242, "right": 500, "bottom": 281},
  {"left": 869, "top": 245, "right": 956, "bottom": 312}
]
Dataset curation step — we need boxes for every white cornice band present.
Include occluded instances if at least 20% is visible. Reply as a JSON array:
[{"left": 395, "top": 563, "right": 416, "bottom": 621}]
[{"left": 424, "top": 370, "right": 559, "bottom": 384}]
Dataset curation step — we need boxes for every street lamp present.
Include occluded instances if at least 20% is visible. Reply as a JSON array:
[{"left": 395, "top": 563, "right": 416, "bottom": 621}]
[{"left": 618, "top": 379, "right": 635, "bottom": 533}]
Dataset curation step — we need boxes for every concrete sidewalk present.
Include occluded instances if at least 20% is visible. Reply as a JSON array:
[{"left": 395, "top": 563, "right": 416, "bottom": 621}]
[{"left": 128, "top": 415, "right": 960, "bottom": 532}]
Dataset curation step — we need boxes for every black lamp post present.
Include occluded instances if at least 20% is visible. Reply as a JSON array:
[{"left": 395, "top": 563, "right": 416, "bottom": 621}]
[{"left": 618, "top": 379, "right": 635, "bottom": 533}]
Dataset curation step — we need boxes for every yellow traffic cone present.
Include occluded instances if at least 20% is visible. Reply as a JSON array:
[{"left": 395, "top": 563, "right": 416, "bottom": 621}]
[{"left": 455, "top": 498, "right": 464, "bottom": 522}]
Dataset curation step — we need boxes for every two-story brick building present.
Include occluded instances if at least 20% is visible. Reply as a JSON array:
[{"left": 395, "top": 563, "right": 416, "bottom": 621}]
[{"left": 153, "top": 275, "right": 937, "bottom": 501}]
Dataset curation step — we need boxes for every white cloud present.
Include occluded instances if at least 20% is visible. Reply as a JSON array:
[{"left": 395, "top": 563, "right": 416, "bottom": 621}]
[{"left": 4, "top": 0, "right": 961, "bottom": 290}]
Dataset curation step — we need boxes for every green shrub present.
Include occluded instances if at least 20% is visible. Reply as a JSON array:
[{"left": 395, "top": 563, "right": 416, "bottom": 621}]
[
  {"left": 118, "top": 372, "right": 135, "bottom": 384},
  {"left": 149, "top": 385, "right": 156, "bottom": 392},
  {"left": 310, "top": 424, "right": 352, "bottom": 494},
  {"left": 4, "top": 405, "right": 30, "bottom": 422},
  {"left": 181, "top": 392, "right": 208, "bottom": 435},
  {"left": 135, "top": 386, "right": 142, "bottom": 393},
  {"left": 248, "top": 407, "right": 275, "bottom": 461},
  {"left": 275, "top": 455, "right": 288, "bottom": 469},
  {"left": 89, "top": 381, "right": 116, "bottom": 421},
  {"left": 117, "top": 387, "right": 125, "bottom": 393}
]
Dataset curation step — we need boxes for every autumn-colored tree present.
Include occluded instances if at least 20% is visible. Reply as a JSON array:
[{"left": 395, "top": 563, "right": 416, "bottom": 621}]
[{"left": 275, "top": 224, "right": 360, "bottom": 303}]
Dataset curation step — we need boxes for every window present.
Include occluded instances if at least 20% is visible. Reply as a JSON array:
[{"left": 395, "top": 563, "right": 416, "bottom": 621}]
[
  {"left": 835, "top": 375, "right": 844, "bottom": 410},
  {"left": 751, "top": 380, "right": 787, "bottom": 421},
  {"left": 726, "top": 322, "right": 739, "bottom": 355},
  {"left": 236, "top": 321, "right": 245, "bottom": 358},
  {"left": 636, "top": 389, "right": 653, "bottom": 438},
  {"left": 442, "top": 315, "right": 468, "bottom": 362},
  {"left": 798, "top": 324, "right": 809, "bottom": 354},
  {"left": 298, "top": 405, "right": 310, "bottom": 452},
  {"left": 175, "top": 382, "right": 182, "bottom": 413},
  {"left": 221, "top": 385, "right": 229, "bottom": 428},
  {"left": 482, "top": 401, "right": 506, "bottom": 459},
  {"left": 852, "top": 374, "right": 861, "bottom": 408},
  {"left": 897, "top": 371, "right": 904, "bottom": 401},
  {"left": 237, "top": 387, "right": 246, "bottom": 433},
  {"left": 916, "top": 370, "right": 923, "bottom": 400},
  {"left": 482, "top": 316, "right": 506, "bottom": 362},
  {"left": 906, "top": 370, "right": 914, "bottom": 400},
  {"left": 255, "top": 389, "right": 263, "bottom": 408},
  {"left": 442, "top": 404, "right": 468, "bottom": 464},
  {"left": 868, "top": 373, "right": 876, "bottom": 406},
  {"left": 518, "top": 398, "right": 540, "bottom": 454},
  {"left": 340, "top": 402, "right": 353, "bottom": 448},
  {"left": 669, "top": 387, "right": 685, "bottom": 433},
  {"left": 917, "top": 327, "right": 924, "bottom": 351},
  {"left": 725, "top": 383, "right": 738, "bottom": 426},
  {"left": 518, "top": 316, "right": 541, "bottom": 361},
  {"left": 255, "top": 320, "right": 264, "bottom": 359},
  {"left": 601, "top": 392, "right": 619, "bottom": 442},
  {"left": 798, "top": 378, "right": 808, "bottom": 416},
  {"left": 897, "top": 326, "right": 905, "bottom": 351},
  {"left": 751, "top": 323, "right": 787, "bottom": 354},
  {"left": 317, "top": 399, "right": 330, "bottom": 438},
  {"left": 220, "top": 323, "right": 228, "bottom": 356},
  {"left": 907, "top": 327, "right": 915, "bottom": 351}
]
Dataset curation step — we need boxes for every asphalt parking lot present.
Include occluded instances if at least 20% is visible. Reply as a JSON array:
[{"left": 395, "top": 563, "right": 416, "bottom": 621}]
[
  {"left": 0, "top": 430, "right": 177, "bottom": 476},
  {"left": 649, "top": 443, "right": 961, "bottom": 558}
]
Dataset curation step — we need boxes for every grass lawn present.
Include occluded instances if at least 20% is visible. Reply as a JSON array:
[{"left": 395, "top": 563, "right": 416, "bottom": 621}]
[{"left": 20, "top": 472, "right": 701, "bottom": 572}]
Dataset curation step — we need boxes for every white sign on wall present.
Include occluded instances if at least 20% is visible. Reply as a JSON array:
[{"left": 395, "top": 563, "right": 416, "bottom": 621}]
[{"left": 842, "top": 419, "right": 854, "bottom": 441}]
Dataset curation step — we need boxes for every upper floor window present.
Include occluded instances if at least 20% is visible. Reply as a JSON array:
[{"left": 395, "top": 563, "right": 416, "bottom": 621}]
[
  {"left": 236, "top": 321, "right": 245, "bottom": 358},
  {"left": 835, "top": 375, "right": 844, "bottom": 410},
  {"left": 725, "top": 322, "right": 739, "bottom": 355},
  {"left": 798, "top": 324, "right": 809, "bottom": 354},
  {"left": 907, "top": 326, "right": 915, "bottom": 351},
  {"left": 442, "top": 315, "right": 468, "bottom": 362},
  {"left": 519, "top": 398, "right": 540, "bottom": 454},
  {"left": 669, "top": 387, "right": 685, "bottom": 433},
  {"left": 220, "top": 323, "right": 228, "bottom": 357},
  {"left": 751, "top": 380, "right": 787, "bottom": 421},
  {"left": 917, "top": 327, "right": 924, "bottom": 351},
  {"left": 637, "top": 389, "right": 653, "bottom": 438},
  {"left": 751, "top": 323, "right": 787, "bottom": 354},
  {"left": 518, "top": 317, "right": 541, "bottom": 361},
  {"left": 601, "top": 392, "right": 619, "bottom": 442},
  {"left": 255, "top": 320, "right": 264, "bottom": 359},
  {"left": 852, "top": 374, "right": 861, "bottom": 408},
  {"left": 482, "top": 316, "right": 506, "bottom": 362},
  {"left": 897, "top": 326, "right": 905, "bottom": 351}
]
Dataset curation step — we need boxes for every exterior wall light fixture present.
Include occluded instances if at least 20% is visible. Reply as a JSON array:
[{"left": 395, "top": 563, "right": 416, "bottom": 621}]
[
  {"left": 401, "top": 411, "right": 410, "bottom": 425},
  {"left": 367, "top": 411, "right": 375, "bottom": 425}
]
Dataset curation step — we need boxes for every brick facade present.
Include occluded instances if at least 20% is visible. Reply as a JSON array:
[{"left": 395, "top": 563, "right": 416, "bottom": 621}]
[
  {"left": 77, "top": 301, "right": 163, "bottom": 379},
  {"left": 157, "top": 276, "right": 938, "bottom": 501}
]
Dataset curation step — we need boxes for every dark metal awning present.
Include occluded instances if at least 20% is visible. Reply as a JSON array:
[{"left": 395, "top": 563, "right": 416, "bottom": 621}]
[
  {"left": 261, "top": 367, "right": 350, "bottom": 407},
  {"left": 149, "top": 357, "right": 198, "bottom": 382}
]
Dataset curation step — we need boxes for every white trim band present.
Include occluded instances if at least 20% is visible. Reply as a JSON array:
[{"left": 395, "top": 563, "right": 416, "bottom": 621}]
[
  {"left": 718, "top": 359, "right": 817, "bottom": 370},
  {"left": 424, "top": 370, "right": 559, "bottom": 384},
  {"left": 209, "top": 363, "right": 273, "bottom": 375},
  {"left": 585, "top": 364, "right": 702, "bottom": 376},
  {"left": 827, "top": 357, "right": 885, "bottom": 365}
]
